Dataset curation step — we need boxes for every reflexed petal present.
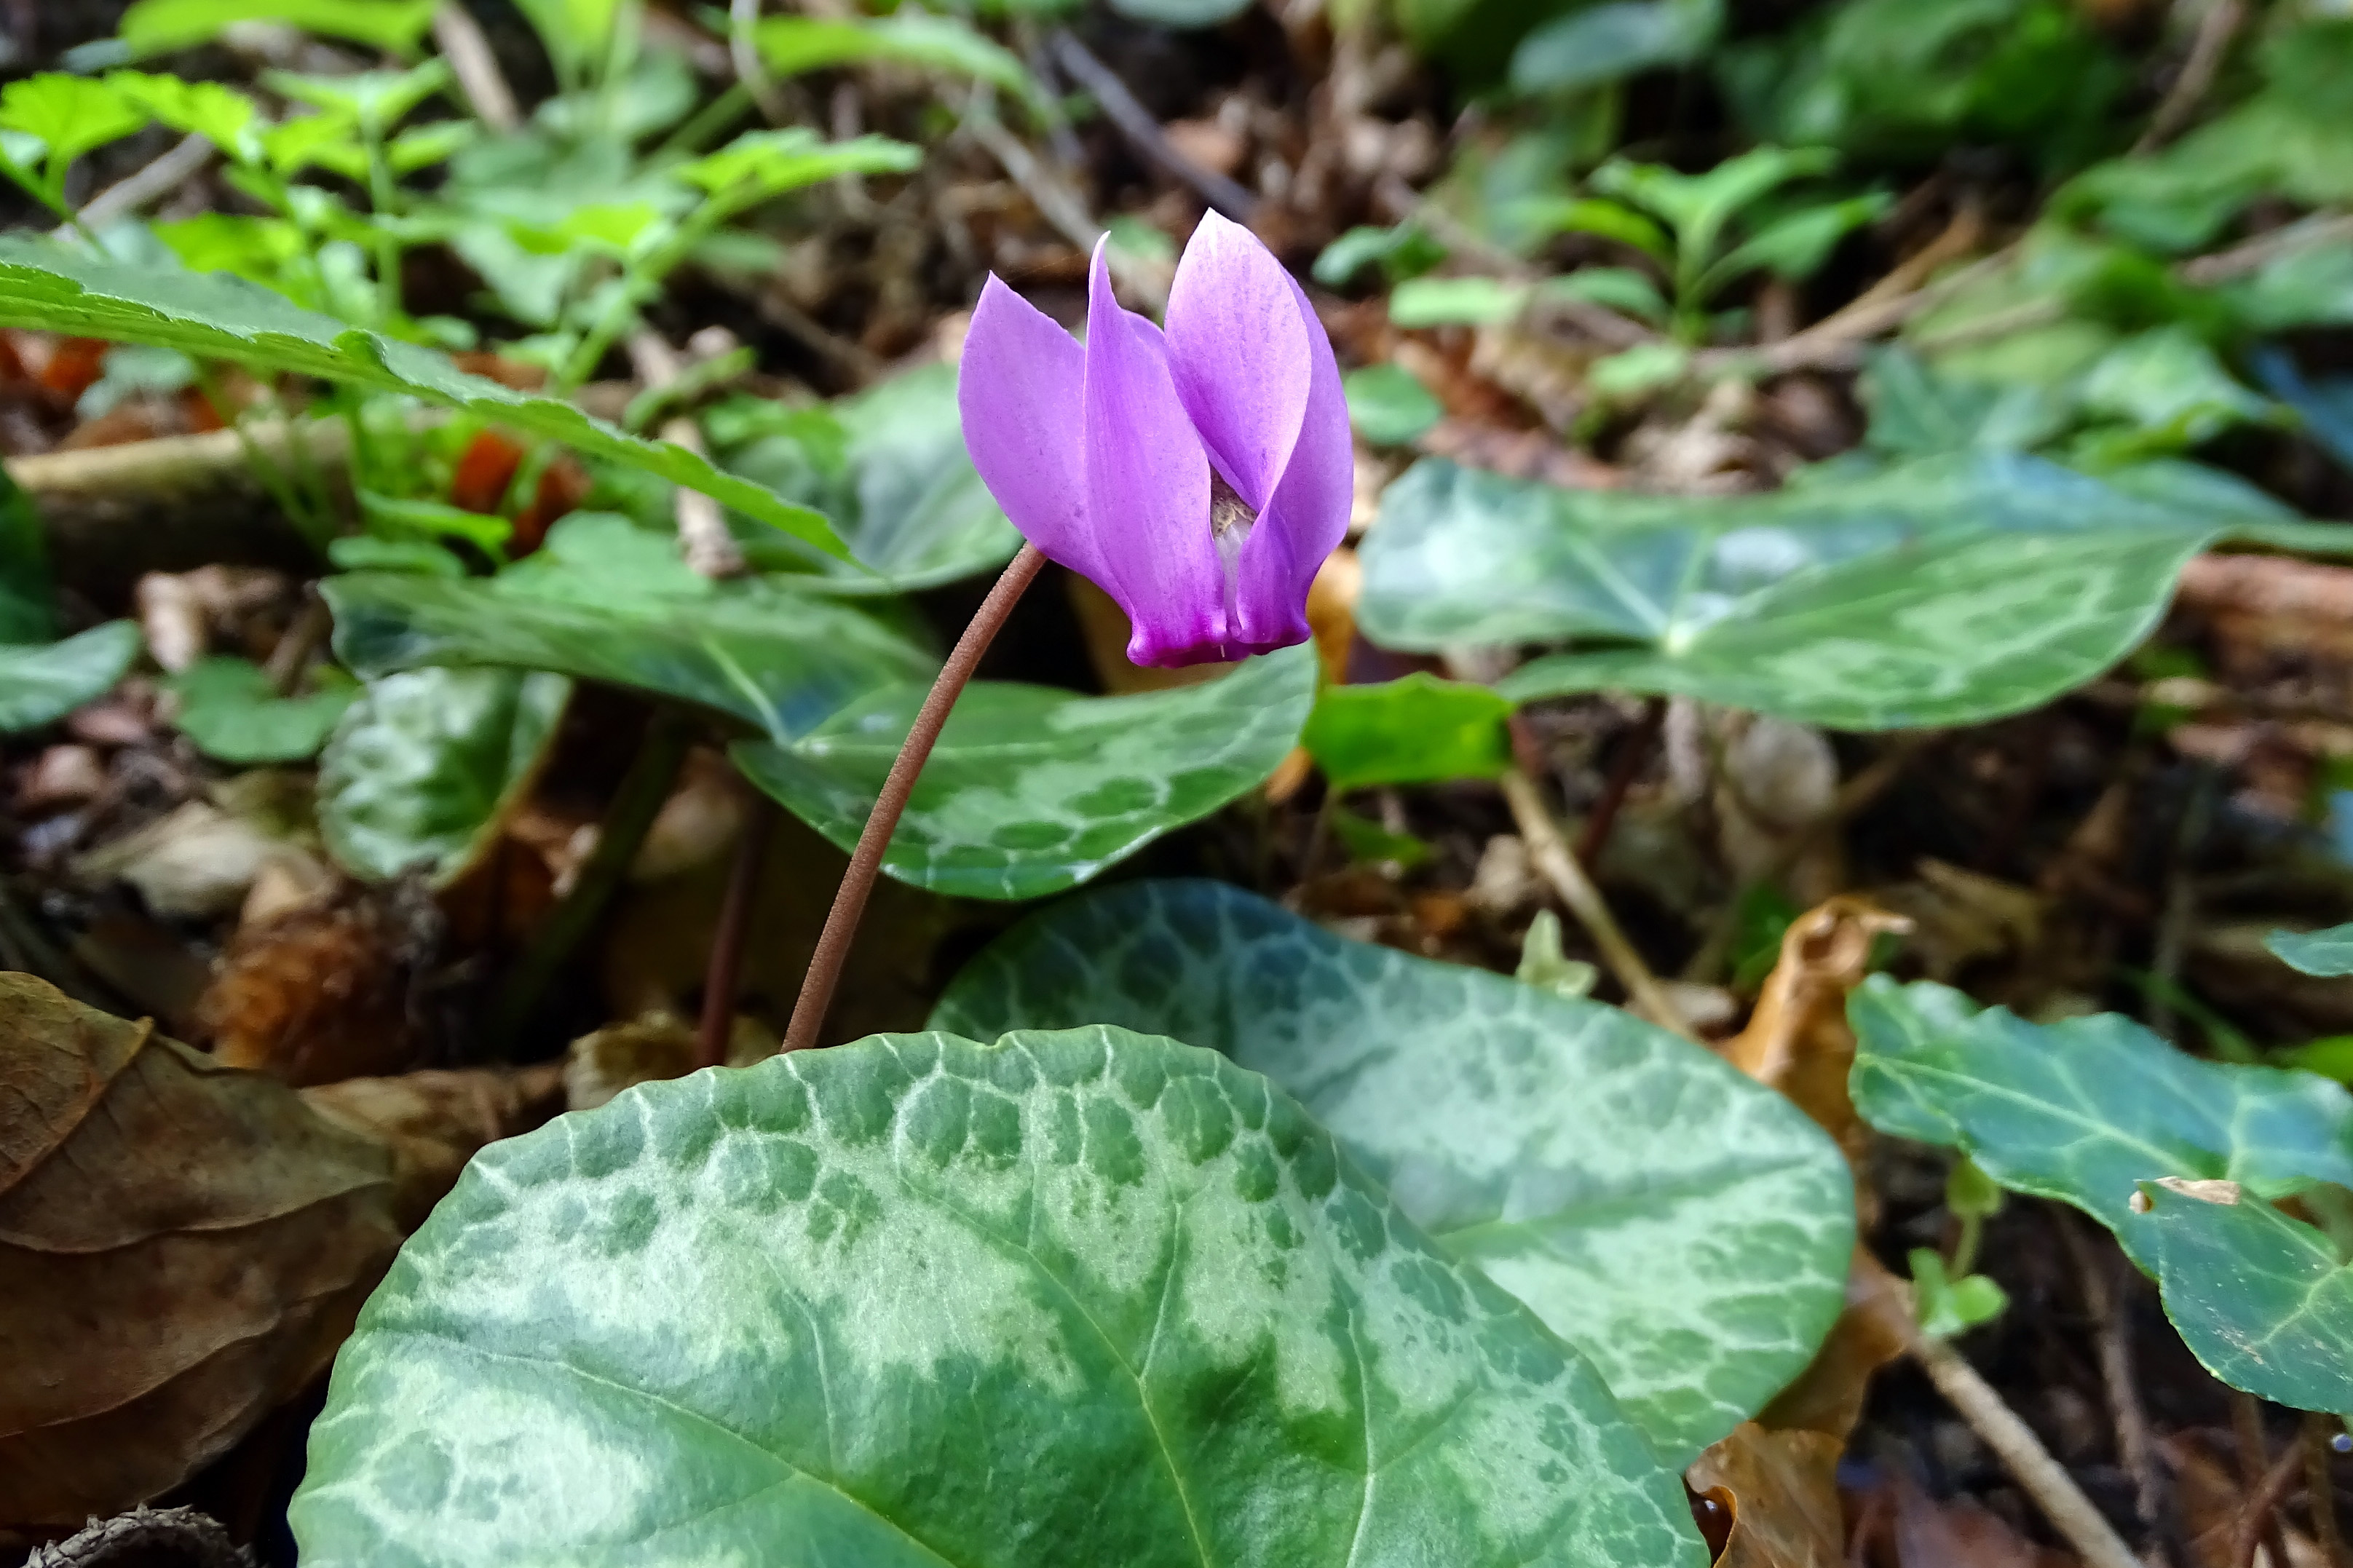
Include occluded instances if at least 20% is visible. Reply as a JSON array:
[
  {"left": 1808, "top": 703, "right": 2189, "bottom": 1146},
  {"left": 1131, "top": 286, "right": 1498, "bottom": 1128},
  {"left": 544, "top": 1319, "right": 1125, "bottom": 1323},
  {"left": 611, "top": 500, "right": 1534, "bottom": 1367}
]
[
  {"left": 1231, "top": 271, "right": 1350, "bottom": 654},
  {"left": 957, "top": 274, "right": 1102, "bottom": 582},
  {"left": 1080, "top": 241, "right": 1223, "bottom": 667},
  {"left": 1163, "top": 209, "right": 1312, "bottom": 512}
]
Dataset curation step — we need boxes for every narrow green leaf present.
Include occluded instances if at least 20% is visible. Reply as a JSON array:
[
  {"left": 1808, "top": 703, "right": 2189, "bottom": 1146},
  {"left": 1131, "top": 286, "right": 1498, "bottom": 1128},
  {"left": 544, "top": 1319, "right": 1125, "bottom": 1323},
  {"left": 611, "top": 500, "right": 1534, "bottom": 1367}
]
[
  {"left": 1359, "top": 454, "right": 2231, "bottom": 730},
  {"left": 168, "top": 655, "right": 355, "bottom": 763},
  {"left": 0, "top": 622, "right": 141, "bottom": 732},
  {"left": 1388, "top": 276, "right": 1527, "bottom": 328},
  {"left": 2270, "top": 924, "right": 2353, "bottom": 978},
  {"left": 0, "top": 238, "right": 860, "bottom": 566},
  {"left": 1302, "top": 674, "right": 1514, "bottom": 789},
  {"left": 0, "top": 467, "right": 55, "bottom": 644},
  {"left": 672, "top": 130, "right": 923, "bottom": 219},
  {"left": 119, "top": 0, "right": 442, "bottom": 55},
  {"left": 755, "top": 15, "right": 1051, "bottom": 115},
  {"left": 734, "top": 646, "right": 1317, "bottom": 900},
  {"left": 931, "top": 879, "right": 1856, "bottom": 1463},
  {"left": 318, "top": 668, "right": 570, "bottom": 885},
  {"left": 289, "top": 1029, "right": 1707, "bottom": 1567},
  {"left": 325, "top": 563, "right": 936, "bottom": 740}
]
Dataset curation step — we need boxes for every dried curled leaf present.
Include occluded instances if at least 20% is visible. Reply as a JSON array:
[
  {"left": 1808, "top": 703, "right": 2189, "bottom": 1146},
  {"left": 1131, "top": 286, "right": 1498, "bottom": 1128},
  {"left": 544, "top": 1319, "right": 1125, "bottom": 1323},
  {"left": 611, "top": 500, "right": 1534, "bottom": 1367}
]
[
  {"left": 301, "top": 1064, "right": 566, "bottom": 1230},
  {"left": 0, "top": 974, "right": 401, "bottom": 1542},
  {"left": 1685, "top": 1423, "right": 1846, "bottom": 1568}
]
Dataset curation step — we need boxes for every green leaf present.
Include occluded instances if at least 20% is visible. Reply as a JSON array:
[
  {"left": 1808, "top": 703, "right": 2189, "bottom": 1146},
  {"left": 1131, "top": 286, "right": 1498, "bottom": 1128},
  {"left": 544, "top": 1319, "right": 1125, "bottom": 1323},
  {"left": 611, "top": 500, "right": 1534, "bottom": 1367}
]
[
  {"left": 1850, "top": 978, "right": 2353, "bottom": 1243},
  {"left": 289, "top": 1027, "right": 1707, "bottom": 1568},
  {"left": 0, "top": 622, "right": 142, "bottom": 732},
  {"left": 1535, "top": 268, "right": 1671, "bottom": 324},
  {"left": 755, "top": 15, "right": 1050, "bottom": 116},
  {"left": 0, "top": 467, "right": 55, "bottom": 644},
  {"left": 734, "top": 647, "right": 1316, "bottom": 900},
  {"left": 931, "top": 881, "right": 1855, "bottom": 1463},
  {"left": 711, "top": 365, "right": 1023, "bottom": 591},
  {"left": 1302, "top": 674, "right": 1514, "bottom": 789},
  {"left": 1591, "top": 147, "right": 1837, "bottom": 274},
  {"left": 1514, "top": 908, "right": 1597, "bottom": 999},
  {"left": 167, "top": 655, "right": 356, "bottom": 764},
  {"left": 1704, "top": 193, "right": 1889, "bottom": 296},
  {"left": 1507, "top": 199, "right": 1673, "bottom": 262},
  {"left": 2270, "top": 925, "right": 2353, "bottom": 978},
  {"left": 264, "top": 59, "right": 450, "bottom": 135},
  {"left": 318, "top": 668, "right": 569, "bottom": 885},
  {"left": 1508, "top": 0, "right": 1722, "bottom": 95},
  {"left": 2137, "top": 1181, "right": 2353, "bottom": 1417},
  {"left": 0, "top": 77, "right": 147, "bottom": 206},
  {"left": 671, "top": 130, "right": 922, "bottom": 221},
  {"left": 106, "top": 72, "right": 258, "bottom": 158},
  {"left": 1106, "top": 0, "right": 1254, "bottom": 30},
  {"left": 1341, "top": 364, "right": 1443, "bottom": 447},
  {"left": 1356, "top": 454, "right": 2231, "bottom": 731},
  {"left": 325, "top": 560, "right": 936, "bottom": 740},
  {"left": 1907, "top": 1249, "right": 2007, "bottom": 1339},
  {"left": 151, "top": 213, "right": 305, "bottom": 283},
  {"left": 507, "top": 0, "right": 625, "bottom": 82},
  {"left": 1311, "top": 223, "right": 1444, "bottom": 289},
  {"left": 118, "top": 0, "right": 442, "bottom": 55},
  {"left": 1388, "top": 276, "right": 1527, "bottom": 328},
  {"left": 0, "top": 237, "right": 860, "bottom": 566}
]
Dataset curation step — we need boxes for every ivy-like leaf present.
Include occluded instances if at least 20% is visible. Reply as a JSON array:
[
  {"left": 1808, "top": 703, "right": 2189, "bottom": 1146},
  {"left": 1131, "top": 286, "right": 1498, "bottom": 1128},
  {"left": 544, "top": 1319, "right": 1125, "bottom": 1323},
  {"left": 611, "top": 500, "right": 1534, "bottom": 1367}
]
[
  {"left": 1848, "top": 977, "right": 2353, "bottom": 1412},
  {"left": 931, "top": 880, "right": 1856, "bottom": 1462},
  {"left": 318, "top": 668, "right": 570, "bottom": 885},
  {"left": 732, "top": 646, "right": 1317, "bottom": 900},
  {"left": 1358, "top": 454, "right": 2238, "bottom": 730},
  {"left": 2269, "top": 924, "right": 2353, "bottom": 977},
  {"left": 0, "top": 622, "right": 143, "bottom": 733},
  {"left": 168, "top": 656, "right": 356, "bottom": 764},
  {"left": 0, "top": 237, "right": 859, "bottom": 566},
  {"left": 288, "top": 1029, "right": 1707, "bottom": 1568},
  {"left": 2137, "top": 1183, "right": 2353, "bottom": 1416}
]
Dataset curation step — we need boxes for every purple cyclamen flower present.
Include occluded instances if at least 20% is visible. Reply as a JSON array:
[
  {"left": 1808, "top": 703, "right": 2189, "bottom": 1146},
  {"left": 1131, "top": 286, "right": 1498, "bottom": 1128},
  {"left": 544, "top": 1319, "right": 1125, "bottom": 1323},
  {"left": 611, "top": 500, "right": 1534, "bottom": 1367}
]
[{"left": 957, "top": 210, "right": 1351, "bottom": 668}]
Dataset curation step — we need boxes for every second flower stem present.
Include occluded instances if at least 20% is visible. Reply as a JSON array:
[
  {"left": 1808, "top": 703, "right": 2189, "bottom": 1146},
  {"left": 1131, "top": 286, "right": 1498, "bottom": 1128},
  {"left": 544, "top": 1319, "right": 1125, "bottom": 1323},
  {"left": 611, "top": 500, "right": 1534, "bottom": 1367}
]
[{"left": 781, "top": 544, "right": 1046, "bottom": 1053}]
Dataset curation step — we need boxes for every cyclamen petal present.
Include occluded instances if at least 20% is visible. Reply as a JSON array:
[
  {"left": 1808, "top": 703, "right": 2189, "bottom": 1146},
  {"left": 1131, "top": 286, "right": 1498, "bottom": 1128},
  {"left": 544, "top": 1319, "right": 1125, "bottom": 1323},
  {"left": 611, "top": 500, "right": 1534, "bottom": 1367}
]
[{"left": 957, "top": 222, "right": 1348, "bottom": 668}]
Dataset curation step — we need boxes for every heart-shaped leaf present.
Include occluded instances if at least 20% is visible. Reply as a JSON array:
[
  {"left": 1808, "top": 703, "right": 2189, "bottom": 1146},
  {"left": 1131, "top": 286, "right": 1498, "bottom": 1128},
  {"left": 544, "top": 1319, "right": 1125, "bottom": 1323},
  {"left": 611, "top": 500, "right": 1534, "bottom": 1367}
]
[
  {"left": 930, "top": 879, "right": 1855, "bottom": 1463},
  {"left": 325, "top": 564, "right": 935, "bottom": 740},
  {"left": 2136, "top": 1181, "right": 2353, "bottom": 1417},
  {"left": 1848, "top": 976, "right": 2353, "bottom": 1411},
  {"left": 1358, "top": 454, "right": 2237, "bottom": 730},
  {"left": 167, "top": 656, "right": 356, "bottom": 764},
  {"left": 1302, "top": 674, "right": 1515, "bottom": 790},
  {"left": 709, "top": 365, "right": 1022, "bottom": 592},
  {"left": 318, "top": 668, "right": 570, "bottom": 884},
  {"left": 288, "top": 1028, "right": 1706, "bottom": 1568},
  {"left": 0, "top": 622, "right": 142, "bottom": 732},
  {"left": 0, "top": 237, "right": 855, "bottom": 565},
  {"left": 732, "top": 646, "right": 1317, "bottom": 900},
  {"left": 2268, "top": 924, "right": 2353, "bottom": 977}
]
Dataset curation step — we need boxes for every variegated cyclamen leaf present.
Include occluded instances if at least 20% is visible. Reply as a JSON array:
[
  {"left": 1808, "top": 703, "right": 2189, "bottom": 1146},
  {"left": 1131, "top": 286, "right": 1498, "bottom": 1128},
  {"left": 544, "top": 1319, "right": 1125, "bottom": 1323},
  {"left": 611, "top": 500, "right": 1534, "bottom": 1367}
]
[
  {"left": 733, "top": 646, "right": 1317, "bottom": 899},
  {"left": 2267, "top": 923, "right": 2353, "bottom": 977},
  {"left": 1356, "top": 453, "right": 2236, "bottom": 730},
  {"left": 288, "top": 1028, "right": 1706, "bottom": 1568},
  {"left": 930, "top": 880, "right": 1855, "bottom": 1463}
]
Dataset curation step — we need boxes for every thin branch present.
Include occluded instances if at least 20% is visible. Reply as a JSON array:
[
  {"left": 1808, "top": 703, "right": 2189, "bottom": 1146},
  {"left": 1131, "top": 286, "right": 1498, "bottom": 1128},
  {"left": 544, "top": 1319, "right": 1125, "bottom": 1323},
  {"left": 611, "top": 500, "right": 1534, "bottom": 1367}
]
[
  {"left": 783, "top": 545, "right": 1047, "bottom": 1052},
  {"left": 730, "top": 0, "right": 790, "bottom": 124},
  {"left": 2183, "top": 212, "right": 2353, "bottom": 286},
  {"left": 2062, "top": 1216, "right": 2178, "bottom": 1563},
  {"left": 1575, "top": 697, "right": 1664, "bottom": 866},
  {"left": 2307, "top": 1413, "right": 2348, "bottom": 1568},
  {"left": 433, "top": 2, "right": 521, "bottom": 132},
  {"left": 2233, "top": 1436, "right": 2309, "bottom": 1568},
  {"left": 1907, "top": 1326, "right": 2145, "bottom": 1568},
  {"left": 67, "top": 133, "right": 213, "bottom": 234},
  {"left": 1500, "top": 764, "right": 1695, "bottom": 1040},
  {"left": 2237, "top": 1394, "right": 2298, "bottom": 1568},
  {"left": 626, "top": 330, "right": 747, "bottom": 578},
  {"left": 1047, "top": 31, "right": 1259, "bottom": 222},
  {"left": 2138, "top": 0, "right": 2250, "bottom": 154},
  {"left": 960, "top": 99, "right": 1170, "bottom": 310}
]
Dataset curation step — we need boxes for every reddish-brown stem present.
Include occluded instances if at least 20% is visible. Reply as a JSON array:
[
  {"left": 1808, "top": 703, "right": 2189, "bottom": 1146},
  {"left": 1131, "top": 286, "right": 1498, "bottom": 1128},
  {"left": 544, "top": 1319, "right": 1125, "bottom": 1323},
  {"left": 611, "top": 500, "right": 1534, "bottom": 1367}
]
[
  {"left": 695, "top": 792, "right": 775, "bottom": 1071},
  {"left": 782, "top": 544, "right": 1046, "bottom": 1052},
  {"left": 1575, "top": 697, "right": 1664, "bottom": 866}
]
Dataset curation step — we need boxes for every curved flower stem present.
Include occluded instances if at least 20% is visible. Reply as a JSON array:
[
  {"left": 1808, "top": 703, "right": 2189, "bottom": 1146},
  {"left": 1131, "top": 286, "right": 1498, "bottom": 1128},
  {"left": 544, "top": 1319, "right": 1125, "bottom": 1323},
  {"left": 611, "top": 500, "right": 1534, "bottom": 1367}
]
[
  {"left": 783, "top": 544, "right": 1046, "bottom": 1053},
  {"left": 695, "top": 793, "right": 774, "bottom": 1071}
]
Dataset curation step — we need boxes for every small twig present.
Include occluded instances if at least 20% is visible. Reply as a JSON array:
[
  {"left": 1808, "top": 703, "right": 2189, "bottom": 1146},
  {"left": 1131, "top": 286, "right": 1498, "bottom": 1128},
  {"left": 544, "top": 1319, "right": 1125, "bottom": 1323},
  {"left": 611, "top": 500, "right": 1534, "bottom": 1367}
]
[
  {"left": 625, "top": 330, "right": 747, "bottom": 578},
  {"left": 1907, "top": 1325, "right": 2144, "bottom": 1568},
  {"left": 752, "top": 282, "right": 887, "bottom": 384},
  {"left": 729, "top": 0, "right": 789, "bottom": 124},
  {"left": 2306, "top": 1413, "right": 2347, "bottom": 1568},
  {"left": 1575, "top": 697, "right": 1663, "bottom": 866},
  {"left": 2138, "top": 0, "right": 2250, "bottom": 154},
  {"left": 2183, "top": 212, "right": 2353, "bottom": 286},
  {"left": 960, "top": 99, "right": 1169, "bottom": 310},
  {"left": 2233, "top": 1434, "right": 2309, "bottom": 1568},
  {"left": 264, "top": 590, "right": 332, "bottom": 697},
  {"left": 489, "top": 709, "right": 695, "bottom": 1047},
  {"left": 695, "top": 793, "right": 774, "bottom": 1071},
  {"left": 2061, "top": 1216, "right": 2177, "bottom": 1563},
  {"left": 783, "top": 545, "right": 1046, "bottom": 1053},
  {"left": 1500, "top": 754, "right": 1694, "bottom": 1040},
  {"left": 1373, "top": 175, "right": 1652, "bottom": 351},
  {"left": 67, "top": 133, "right": 213, "bottom": 234},
  {"left": 432, "top": 2, "right": 520, "bottom": 132},
  {"left": 1047, "top": 31, "right": 1259, "bottom": 222},
  {"left": 2237, "top": 1393, "right": 2298, "bottom": 1568},
  {"left": 1682, "top": 734, "right": 1931, "bottom": 983},
  {"left": 2146, "top": 767, "right": 2217, "bottom": 1043}
]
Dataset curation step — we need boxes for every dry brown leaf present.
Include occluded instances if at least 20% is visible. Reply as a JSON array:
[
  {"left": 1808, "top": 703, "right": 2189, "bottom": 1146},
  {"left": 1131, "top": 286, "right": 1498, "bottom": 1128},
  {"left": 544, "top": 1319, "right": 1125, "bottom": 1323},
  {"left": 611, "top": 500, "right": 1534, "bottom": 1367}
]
[
  {"left": 1867, "top": 860, "right": 2044, "bottom": 983},
  {"left": 1723, "top": 896, "right": 1913, "bottom": 1171},
  {"left": 2161, "top": 1435, "right": 2328, "bottom": 1568},
  {"left": 1685, "top": 1422, "right": 1847, "bottom": 1568},
  {"left": 563, "top": 1009, "right": 775, "bottom": 1112},
  {"left": 1757, "top": 1251, "right": 1913, "bottom": 1443},
  {"left": 301, "top": 1064, "right": 566, "bottom": 1229},
  {"left": 1891, "top": 1473, "right": 2069, "bottom": 1568},
  {"left": 0, "top": 973, "right": 401, "bottom": 1545},
  {"left": 197, "top": 880, "right": 441, "bottom": 1085}
]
